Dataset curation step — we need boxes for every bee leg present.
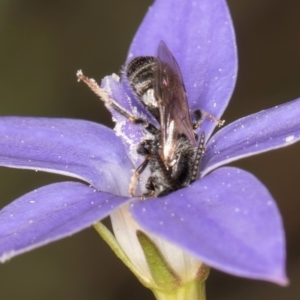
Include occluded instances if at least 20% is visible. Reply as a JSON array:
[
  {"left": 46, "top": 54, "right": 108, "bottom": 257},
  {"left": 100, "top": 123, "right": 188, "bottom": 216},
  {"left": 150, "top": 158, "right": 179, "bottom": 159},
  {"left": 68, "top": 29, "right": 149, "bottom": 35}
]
[
  {"left": 77, "top": 70, "right": 158, "bottom": 136},
  {"left": 190, "top": 132, "right": 206, "bottom": 183},
  {"left": 192, "top": 109, "right": 225, "bottom": 131},
  {"left": 129, "top": 156, "right": 151, "bottom": 197},
  {"left": 192, "top": 109, "right": 203, "bottom": 130},
  {"left": 134, "top": 119, "right": 158, "bottom": 135},
  {"left": 142, "top": 178, "right": 156, "bottom": 199}
]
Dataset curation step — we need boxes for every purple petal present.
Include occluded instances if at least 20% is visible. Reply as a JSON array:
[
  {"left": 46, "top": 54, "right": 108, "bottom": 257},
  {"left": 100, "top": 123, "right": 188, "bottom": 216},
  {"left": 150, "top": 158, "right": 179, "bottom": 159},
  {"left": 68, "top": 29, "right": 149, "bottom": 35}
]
[
  {"left": 101, "top": 76, "right": 151, "bottom": 153},
  {"left": 128, "top": 0, "right": 237, "bottom": 138},
  {"left": 0, "top": 181, "right": 130, "bottom": 262},
  {"left": 131, "top": 167, "right": 287, "bottom": 284},
  {"left": 0, "top": 117, "right": 132, "bottom": 194},
  {"left": 203, "top": 98, "right": 300, "bottom": 175}
]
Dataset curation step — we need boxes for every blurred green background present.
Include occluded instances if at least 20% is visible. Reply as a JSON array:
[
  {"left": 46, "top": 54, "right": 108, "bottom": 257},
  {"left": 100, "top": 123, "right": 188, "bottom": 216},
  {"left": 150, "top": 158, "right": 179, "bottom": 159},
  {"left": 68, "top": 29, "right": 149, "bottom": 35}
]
[{"left": 0, "top": 0, "right": 300, "bottom": 299}]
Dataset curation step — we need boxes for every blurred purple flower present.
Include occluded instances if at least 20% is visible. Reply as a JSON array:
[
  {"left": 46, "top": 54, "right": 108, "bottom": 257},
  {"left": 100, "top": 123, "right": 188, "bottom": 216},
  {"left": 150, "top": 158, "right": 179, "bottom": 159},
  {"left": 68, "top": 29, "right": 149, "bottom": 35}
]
[{"left": 0, "top": 0, "right": 299, "bottom": 285}]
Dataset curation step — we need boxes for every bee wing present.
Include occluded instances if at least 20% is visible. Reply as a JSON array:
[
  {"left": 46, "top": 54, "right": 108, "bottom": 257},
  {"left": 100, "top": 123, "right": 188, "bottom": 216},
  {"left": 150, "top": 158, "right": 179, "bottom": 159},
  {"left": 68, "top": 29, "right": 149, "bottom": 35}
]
[{"left": 154, "top": 41, "right": 196, "bottom": 162}]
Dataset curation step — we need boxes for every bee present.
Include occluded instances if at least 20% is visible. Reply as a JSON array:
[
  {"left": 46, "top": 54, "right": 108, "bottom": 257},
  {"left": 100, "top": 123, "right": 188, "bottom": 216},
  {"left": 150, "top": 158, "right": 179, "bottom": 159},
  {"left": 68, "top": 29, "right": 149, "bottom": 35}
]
[
  {"left": 77, "top": 41, "right": 222, "bottom": 198},
  {"left": 126, "top": 41, "right": 207, "bottom": 197}
]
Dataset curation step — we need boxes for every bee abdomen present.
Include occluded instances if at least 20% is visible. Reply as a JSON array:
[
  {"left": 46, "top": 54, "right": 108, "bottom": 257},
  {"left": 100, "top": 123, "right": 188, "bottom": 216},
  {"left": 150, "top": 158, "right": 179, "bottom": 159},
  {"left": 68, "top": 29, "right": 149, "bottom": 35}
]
[{"left": 126, "top": 56, "right": 159, "bottom": 119}]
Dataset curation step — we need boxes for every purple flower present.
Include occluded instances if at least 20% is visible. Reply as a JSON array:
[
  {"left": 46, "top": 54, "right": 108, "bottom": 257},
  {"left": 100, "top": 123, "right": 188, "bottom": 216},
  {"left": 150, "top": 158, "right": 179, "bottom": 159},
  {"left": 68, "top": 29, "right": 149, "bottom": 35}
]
[{"left": 0, "top": 0, "right": 299, "bottom": 287}]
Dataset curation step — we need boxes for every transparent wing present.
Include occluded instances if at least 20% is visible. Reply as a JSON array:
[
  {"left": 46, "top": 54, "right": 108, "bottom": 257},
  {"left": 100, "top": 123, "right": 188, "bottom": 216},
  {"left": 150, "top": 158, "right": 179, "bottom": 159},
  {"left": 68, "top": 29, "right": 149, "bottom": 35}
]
[{"left": 154, "top": 41, "right": 196, "bottom": 162}]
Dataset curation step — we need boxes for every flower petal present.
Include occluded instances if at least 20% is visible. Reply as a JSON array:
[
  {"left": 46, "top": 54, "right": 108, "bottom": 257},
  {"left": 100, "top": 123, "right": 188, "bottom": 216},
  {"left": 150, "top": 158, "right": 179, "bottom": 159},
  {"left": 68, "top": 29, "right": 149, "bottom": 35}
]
[
  {"left": 0, "top": 117, "right": 132, "bottom": 194},
  {"left": 127, "top": 0, "right": 237, "bottom": 138},
  {"left": 111, "top": 203, "right": 202, "bottom": 283},
  {"left": 101, "top": 75, "right": 151, "bottom": 162},
  {"left": 0, "top": 181, "right": 130, "bottom": 262},
  {"left": 203, "top": 98, "right": 300, "bottom": 175},
  {"left": 130, "top": 167, "right": 287, "bottom": 285}
]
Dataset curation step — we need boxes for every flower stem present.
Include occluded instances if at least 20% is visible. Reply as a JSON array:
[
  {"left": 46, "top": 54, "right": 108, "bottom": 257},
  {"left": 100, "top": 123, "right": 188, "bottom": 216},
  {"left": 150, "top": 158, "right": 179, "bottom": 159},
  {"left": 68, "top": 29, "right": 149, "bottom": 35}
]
[{"left": 152, "top": 280, "right": 206, "bottom": 300}]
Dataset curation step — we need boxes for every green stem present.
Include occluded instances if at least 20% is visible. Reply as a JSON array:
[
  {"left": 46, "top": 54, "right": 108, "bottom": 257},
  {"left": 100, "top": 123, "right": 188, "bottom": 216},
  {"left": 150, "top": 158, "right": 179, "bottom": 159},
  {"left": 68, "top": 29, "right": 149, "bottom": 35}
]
[{"left": 152, "top": 280, "right": 206, "bottom": 300}]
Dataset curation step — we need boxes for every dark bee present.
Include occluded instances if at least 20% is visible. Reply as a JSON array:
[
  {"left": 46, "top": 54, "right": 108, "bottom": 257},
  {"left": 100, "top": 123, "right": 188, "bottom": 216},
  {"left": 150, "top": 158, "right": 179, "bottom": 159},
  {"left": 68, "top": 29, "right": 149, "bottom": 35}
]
[
  {"left": 126, "top": 41, "right": 206, "bottom": 197},
  {"left": 77, "top": 41, "right": 221, "bottom": 198}
]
